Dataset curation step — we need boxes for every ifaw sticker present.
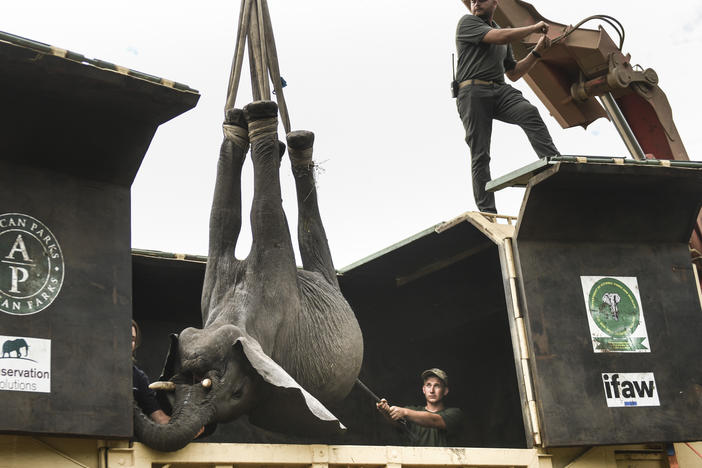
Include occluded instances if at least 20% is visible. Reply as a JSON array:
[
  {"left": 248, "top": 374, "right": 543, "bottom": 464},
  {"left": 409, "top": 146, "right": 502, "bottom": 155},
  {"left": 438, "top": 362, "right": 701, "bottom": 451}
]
[
  {"left": 580, "top": 276, "right": 650, "bottom": 353},
  {"left": 0, "top": 213, "right": 64, "bottom": 315},
  {"left": 601, "top": 372, "right": 659, "bottom": 407}
]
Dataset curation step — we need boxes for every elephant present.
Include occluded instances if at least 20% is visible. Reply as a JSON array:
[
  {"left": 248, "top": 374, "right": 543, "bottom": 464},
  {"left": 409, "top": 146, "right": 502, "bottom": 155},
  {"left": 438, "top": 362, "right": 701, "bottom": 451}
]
[
  {"left": 600, "top": 292, "right": 621, "bottom": 320},
  {"left": 2, "top": 338, "right": 28, "bottom": 358},
  {"left": 134, "top": 101, "right": 364, "bottom": 452}
]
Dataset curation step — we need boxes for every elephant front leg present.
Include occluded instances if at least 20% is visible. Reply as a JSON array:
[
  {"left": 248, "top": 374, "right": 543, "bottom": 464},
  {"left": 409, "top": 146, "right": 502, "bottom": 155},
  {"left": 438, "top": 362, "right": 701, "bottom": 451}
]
[
  {"left": 202, "top": 109, "right": 249, "bottom": 319},
  {"left": 286, "top": 131, "right": 338, "bottom": 288},
  {"left": 244, "top": 101, "right": 299, "bottom": 292}
]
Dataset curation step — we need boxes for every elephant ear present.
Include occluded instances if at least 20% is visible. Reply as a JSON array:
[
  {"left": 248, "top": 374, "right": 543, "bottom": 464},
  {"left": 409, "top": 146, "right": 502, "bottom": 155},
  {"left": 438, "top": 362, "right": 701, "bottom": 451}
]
[{"left": 235, "top": 334, "right": 346, "bottom": 436}]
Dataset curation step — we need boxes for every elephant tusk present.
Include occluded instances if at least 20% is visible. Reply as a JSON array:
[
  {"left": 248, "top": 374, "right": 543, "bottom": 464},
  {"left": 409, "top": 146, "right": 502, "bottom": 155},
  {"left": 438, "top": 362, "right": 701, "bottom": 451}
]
[
  {"left": 149, "top": 381, "right": 176, "bottom": 392},
  {"left": 201, "top": 378, "right": 212, "bottom": 388}
]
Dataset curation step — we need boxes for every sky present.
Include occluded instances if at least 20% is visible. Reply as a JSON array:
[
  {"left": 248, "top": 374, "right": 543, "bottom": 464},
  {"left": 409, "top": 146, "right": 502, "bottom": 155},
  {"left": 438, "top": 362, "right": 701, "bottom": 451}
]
[{"left": 2, "top": 1, "right": 701, "bottom": 269}]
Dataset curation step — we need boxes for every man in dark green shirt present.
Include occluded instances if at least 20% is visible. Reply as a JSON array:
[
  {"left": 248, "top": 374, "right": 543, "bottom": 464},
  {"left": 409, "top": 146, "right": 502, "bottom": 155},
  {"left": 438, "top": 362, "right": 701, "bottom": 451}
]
[
  {"left": 456, "top": 0, "right": 560, "bottom": 213},
  {"left": 377, "top": 368, "right": 463, "bottom": 446}
]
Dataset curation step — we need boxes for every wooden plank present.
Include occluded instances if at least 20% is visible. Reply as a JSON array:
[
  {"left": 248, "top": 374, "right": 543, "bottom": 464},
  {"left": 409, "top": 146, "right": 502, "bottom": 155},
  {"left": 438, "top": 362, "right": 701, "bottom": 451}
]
[{"left": 129, "top": 442, "right": 543, "bottom": 468}]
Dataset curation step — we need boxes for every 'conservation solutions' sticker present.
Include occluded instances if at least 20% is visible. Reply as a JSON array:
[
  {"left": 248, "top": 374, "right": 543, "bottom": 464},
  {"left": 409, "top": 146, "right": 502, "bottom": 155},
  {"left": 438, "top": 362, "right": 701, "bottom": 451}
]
[
  {"left": 580, "top": 276, "right": 650, "bottom": 353},
  {"left": 0, "top": 335, "right": 51, "bottom": 393},
  {"left": 0, "top": 213, "right": 65, "bottom": 315},
  {"left": 601, "top": 372, "right": 659, "bottom": 407}
]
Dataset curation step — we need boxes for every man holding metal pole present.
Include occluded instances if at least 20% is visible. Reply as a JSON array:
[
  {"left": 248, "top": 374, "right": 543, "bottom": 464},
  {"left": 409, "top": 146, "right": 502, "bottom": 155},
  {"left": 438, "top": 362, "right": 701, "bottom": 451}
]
[
  {"left": 455, "top": 0, "right": 560, "bottom": 213},
  {"left": 376, "top": 368, "right": 463, "bottom": 447}
]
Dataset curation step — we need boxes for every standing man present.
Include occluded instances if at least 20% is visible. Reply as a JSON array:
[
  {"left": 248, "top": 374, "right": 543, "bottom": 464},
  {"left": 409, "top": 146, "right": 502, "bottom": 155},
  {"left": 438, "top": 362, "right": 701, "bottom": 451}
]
[
  {"left": 456, "top": 0, "right": 560, "bottom": 213},
  {"left": 377, "top": 368, "right": 463, "bottom": 446}
]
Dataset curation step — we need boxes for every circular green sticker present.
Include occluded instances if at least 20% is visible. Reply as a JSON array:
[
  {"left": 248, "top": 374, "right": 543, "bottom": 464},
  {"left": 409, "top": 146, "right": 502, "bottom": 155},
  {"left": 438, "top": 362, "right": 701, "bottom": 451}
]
[
  {"left": 588, "top": 277, "right": 640, "bottom": 337},
  {"left": 0, "top": 213, "right": 64, "bottom": 315}
]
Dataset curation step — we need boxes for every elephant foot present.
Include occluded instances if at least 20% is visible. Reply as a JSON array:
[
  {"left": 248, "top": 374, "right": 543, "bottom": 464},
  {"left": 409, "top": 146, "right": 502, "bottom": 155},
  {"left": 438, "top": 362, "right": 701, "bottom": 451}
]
[
  {"left": 244, "top": 100, "right": 278, "bottom": 120},
  {"left": 286, "top": 130, "right": 314, "bottom": 169},
  {"left": 244, "top": 100, "right": 279, "bottom": 143},
  {"left": 223, "top": 108, "right": 249, "bottom": 150}
]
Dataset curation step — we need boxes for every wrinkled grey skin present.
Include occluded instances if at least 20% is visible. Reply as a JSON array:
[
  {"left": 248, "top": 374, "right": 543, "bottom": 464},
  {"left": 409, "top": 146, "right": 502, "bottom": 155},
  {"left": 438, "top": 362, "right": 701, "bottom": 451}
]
[{"left": 134, "top": 101, "right": 363, "bottom": 452}]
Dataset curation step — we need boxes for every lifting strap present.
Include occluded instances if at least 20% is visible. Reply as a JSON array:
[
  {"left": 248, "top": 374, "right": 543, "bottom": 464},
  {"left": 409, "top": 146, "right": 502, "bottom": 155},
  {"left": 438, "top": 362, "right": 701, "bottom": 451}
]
[{"left": 226, "top": 0, "right": 291, "bottom": 134}]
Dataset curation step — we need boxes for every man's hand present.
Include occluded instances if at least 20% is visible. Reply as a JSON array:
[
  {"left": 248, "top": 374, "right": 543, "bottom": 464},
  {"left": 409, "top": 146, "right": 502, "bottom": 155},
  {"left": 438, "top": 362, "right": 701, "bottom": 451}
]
[
  {"left": 534, "top": 21, "right": 549, "bottom": 34},
  {"left": 533, "top": 34, "right": 552, "bottom": 54},
  {"left": 387, "top": 405, "right": 408, "bottom": 421},
  {"left": 376, "top": 398, "right": 391, "bottom": 418},
  {"left": 376, "top": 398, "right": 407, "bottom": 422}
]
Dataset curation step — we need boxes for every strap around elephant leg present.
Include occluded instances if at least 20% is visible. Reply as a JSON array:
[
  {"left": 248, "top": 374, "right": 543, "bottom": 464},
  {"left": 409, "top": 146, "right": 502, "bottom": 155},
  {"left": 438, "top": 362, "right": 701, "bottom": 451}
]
[
  {"left": 289, "top": 147, "right": 313, "bottom": 169},
  {"left": 244, "top": 101, "right": 279, "bottom": 143},
  {"left": 248, "top": 118, "right": 279, "bottom": 143},
  {"left": 222, "top": 124, "right": 250, "bottom": 151}
]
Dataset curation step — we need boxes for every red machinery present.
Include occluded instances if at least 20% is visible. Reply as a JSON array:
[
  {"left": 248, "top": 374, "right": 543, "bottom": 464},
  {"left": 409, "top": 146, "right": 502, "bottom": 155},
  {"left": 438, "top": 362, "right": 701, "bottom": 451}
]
[{"left": 494, "top": 0, "right": 702, "bottom": 287}]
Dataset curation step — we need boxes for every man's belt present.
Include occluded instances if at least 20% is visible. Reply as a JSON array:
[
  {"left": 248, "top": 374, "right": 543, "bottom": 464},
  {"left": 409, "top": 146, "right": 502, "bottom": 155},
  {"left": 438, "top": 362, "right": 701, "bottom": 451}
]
[{"left": 458, "top": 79, "right": 497, "bottom": 89}]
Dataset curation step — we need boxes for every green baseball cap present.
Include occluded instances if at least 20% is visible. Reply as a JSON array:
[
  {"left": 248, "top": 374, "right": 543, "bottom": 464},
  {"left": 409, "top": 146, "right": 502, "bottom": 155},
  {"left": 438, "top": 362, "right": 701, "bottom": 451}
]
[{"left": 421, "top": 368, "right": 449, "bottom": 386}]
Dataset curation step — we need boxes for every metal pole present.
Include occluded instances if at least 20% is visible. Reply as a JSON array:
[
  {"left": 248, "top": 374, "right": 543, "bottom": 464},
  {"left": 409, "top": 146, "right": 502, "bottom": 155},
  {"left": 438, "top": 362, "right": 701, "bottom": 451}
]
[{"left": 599, "top": 92, "right": 646, "bottom": 161}]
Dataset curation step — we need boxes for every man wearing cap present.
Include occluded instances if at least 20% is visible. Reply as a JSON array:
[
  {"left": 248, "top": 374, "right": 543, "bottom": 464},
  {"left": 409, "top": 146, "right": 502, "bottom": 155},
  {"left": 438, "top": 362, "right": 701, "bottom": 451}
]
[
  {"left": 376, "top": 368, "right": 463, "bottom": 446},
  {"left": 456, "top": 0, "right": 560, "bottom": 214}
]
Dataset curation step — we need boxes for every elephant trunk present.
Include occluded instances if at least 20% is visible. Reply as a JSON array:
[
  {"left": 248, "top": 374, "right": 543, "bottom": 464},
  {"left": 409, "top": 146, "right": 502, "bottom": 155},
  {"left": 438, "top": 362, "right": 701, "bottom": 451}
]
[{"left": 134, "top": 384, "right": 214, "bottom": 452}]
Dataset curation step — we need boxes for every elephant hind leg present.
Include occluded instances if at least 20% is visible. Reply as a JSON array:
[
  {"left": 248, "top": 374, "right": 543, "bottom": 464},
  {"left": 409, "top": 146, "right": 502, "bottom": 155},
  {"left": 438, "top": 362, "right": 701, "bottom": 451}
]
[
  {"left": 208, "top": 108, "right": 249, "bottom": 260},
  {"left": 202, "top": 109, "right": 249, "bottom": 317},
  {"left": 244, "top": 101, "right": 298, "bottom": 283},
  {"left": 287, "top": 131, "right": 338, "bottom": 288}
]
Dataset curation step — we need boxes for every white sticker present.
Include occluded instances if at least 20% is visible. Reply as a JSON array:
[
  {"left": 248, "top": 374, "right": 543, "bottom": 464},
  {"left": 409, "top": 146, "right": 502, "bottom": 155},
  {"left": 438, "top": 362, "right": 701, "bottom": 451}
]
[
  {"left": 0, "top": 335, "right": 51, "bottom": 393},
  {"left": 580, "top": 276, "right": 650, "bottom": 353},
  {"left": 601, "top": 372, "right": 659, "bottom": 407}
]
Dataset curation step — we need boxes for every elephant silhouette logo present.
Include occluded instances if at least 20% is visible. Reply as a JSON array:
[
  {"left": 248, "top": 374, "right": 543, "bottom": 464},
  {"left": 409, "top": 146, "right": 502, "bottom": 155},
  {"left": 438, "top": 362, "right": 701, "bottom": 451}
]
[
  {"left": 1, "top": 338, "right": 29, "bottom": 358},
  {"left": 583, "top": 276, "right": 650, "bottom": 352},
  {"left": 588, "top": 278, "right": 640, "bottom": 337},
  {"left": 0, "top": 213, "right": 64, "bottom": 316},
  {"left": 599, "top": 292, "right": 621, "bottom": 320}
]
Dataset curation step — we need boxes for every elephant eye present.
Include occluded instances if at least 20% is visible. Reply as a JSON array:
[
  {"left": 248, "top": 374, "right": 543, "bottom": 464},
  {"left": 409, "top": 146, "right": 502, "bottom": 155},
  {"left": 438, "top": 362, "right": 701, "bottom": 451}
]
[{"left": 232, "top": 382, "right": 245, "bottom": 399}]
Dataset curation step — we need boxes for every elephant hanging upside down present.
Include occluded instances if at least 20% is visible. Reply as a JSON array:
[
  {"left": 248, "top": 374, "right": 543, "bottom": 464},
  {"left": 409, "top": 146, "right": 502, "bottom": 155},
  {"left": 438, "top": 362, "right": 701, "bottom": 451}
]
[{"left": 134, "top": 101, "right": 364, "bottom": 452}]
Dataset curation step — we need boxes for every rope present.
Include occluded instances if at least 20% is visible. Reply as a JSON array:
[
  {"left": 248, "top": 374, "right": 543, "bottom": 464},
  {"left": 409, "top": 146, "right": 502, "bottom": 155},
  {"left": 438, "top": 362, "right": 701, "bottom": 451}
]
[
  {"left": 248, "top": 117, "right": 278, "bottom": 142},
  {"left": 289, "top": 147, "right": 313, "bottom": 168},
  {"left": 222, "top": 123, "right": 250, "bottom": 150}
]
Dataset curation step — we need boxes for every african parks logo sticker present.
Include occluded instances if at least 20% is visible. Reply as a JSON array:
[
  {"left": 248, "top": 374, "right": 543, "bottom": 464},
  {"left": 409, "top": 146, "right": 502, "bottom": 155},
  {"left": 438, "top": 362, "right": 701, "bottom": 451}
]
[
  {"left": 580, "top": 276, "right": 650, "bottom": 353},
  {"left": 0, "top": 213, "right": 64, "bottom": 315}
]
